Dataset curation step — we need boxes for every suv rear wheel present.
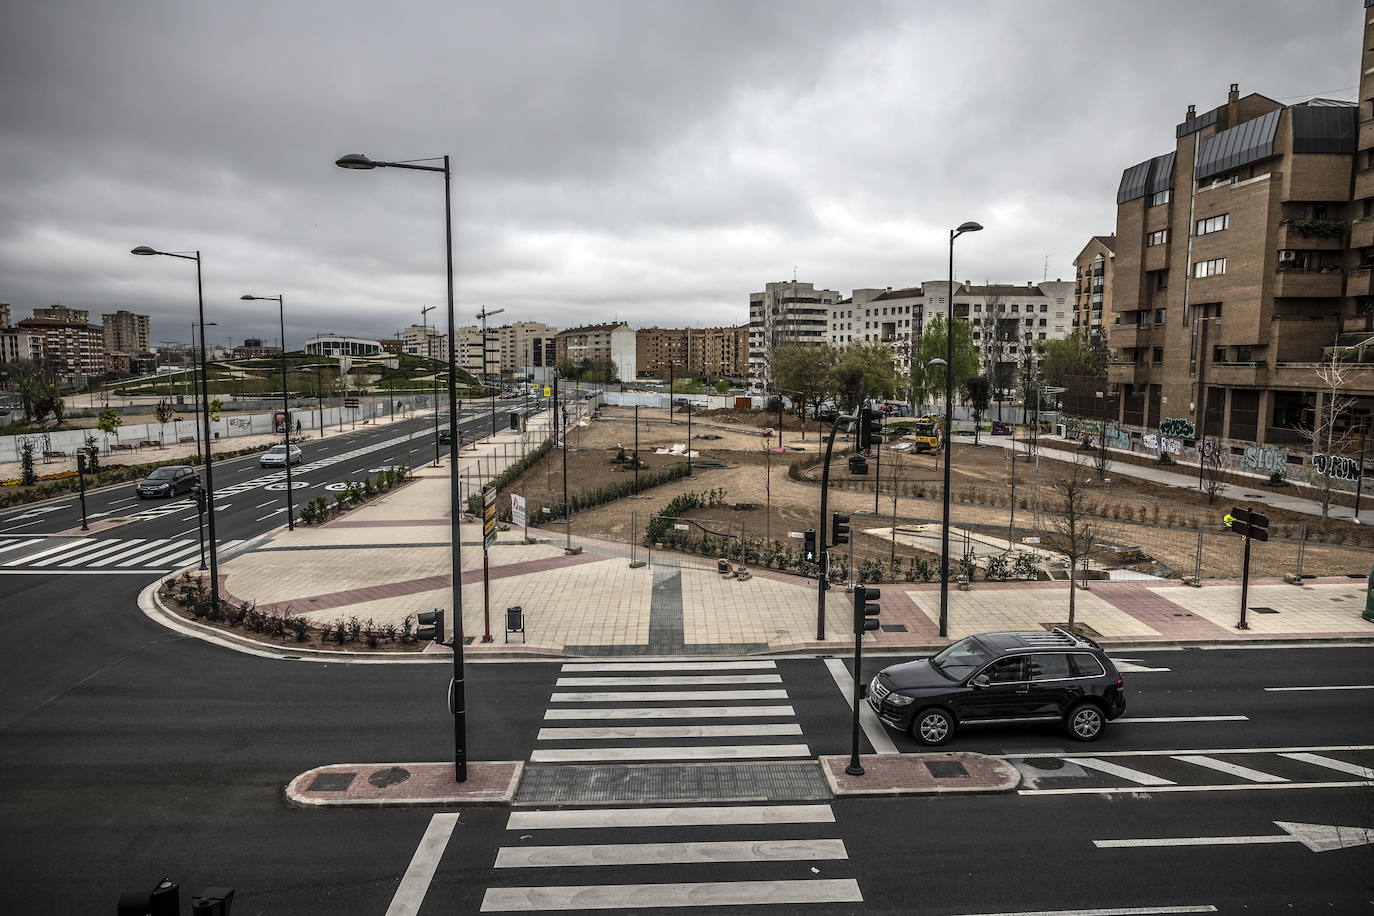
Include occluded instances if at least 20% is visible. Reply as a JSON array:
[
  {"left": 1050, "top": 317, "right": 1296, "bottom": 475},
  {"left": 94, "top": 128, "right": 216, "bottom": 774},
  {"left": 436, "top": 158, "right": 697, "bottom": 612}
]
[
  {"left": 1066, "top": 701, "right": 1105, "bottom": 741},
  {"left": 912, "top": 708, "right": 955, "bottom": 746}
]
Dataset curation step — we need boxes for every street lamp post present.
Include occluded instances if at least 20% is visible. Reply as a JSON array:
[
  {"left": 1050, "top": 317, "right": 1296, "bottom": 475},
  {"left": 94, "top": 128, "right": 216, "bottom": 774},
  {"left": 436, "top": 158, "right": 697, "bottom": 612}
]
[
  {"left": 242, "top": 294, "right": 295, "bottom": 530},
  {"left": 133, "top": 246, "right": 220, "bottom": 613},
  {"left": 336, "top": 151, "right": 467, "bottom": 782},
  {"left": 939, "top": 221, "right": 983, "bottom": 639},
  {"left": 421, "top": 305, "right": 439, "bottom": 467}
]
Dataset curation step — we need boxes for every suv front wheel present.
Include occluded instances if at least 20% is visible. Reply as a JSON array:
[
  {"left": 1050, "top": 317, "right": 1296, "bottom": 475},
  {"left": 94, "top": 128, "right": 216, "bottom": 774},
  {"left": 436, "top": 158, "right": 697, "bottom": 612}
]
[
  {"left": 912, "top": 708, "right": 955, "bottom": 747},
  {"left": 1066, "top": 701, "right": 1105, "bottom": 741}
]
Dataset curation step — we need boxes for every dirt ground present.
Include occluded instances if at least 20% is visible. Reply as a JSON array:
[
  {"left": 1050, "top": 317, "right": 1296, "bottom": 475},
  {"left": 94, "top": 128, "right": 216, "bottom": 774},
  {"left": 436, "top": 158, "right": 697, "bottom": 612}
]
[{"left": 494, "top": 406, "right": 1374, "bottom": 579}]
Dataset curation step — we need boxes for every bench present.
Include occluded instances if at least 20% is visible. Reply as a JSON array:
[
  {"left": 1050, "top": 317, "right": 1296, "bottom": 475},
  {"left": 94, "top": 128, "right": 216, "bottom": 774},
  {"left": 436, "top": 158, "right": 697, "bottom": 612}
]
[
  {"left": 139, "top": 440, "right": 161, "bottom": 448},
  {"left": 111, "top": 443, "right": 137, "bottom": 452},
  {"left": 179, "top": 437, "right": 195, "bottom": 444},
  {"left": 43, "top": 450, "right": 68, "bottom": 459}
]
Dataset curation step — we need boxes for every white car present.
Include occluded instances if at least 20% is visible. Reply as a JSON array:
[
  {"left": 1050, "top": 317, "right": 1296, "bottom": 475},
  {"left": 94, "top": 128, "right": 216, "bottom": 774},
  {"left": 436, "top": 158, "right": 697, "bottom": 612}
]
[{"left": 260, "top": 444, "right": 303, "bottom": 467}]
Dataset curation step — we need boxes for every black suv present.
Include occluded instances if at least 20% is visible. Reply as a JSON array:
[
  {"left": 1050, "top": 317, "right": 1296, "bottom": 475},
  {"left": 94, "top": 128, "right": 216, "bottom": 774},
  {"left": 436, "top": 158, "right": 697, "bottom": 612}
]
[{"left": 868, "top": 628, "right": 1126, "bottom": 746}]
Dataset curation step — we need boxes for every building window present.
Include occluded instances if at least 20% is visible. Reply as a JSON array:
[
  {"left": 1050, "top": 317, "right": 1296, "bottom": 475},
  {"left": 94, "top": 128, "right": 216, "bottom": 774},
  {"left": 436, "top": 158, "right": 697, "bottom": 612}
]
[
  {"left": 1196, "top": 214, "right": 1229, "bottom": 235},
  {"left": 1193, "top": 258, "right": 1226, "bottom": 278},
  {"left": 1152, "top": 347, "right": 1163, "bottom": 364},
  {"left": 1150, "top": 189, "right": 1171, "bottom": 207},
  {"left": 1040, "top": 304, "right": 1048, "bottom": 313},
  {"left": 1146, "top": 229, "right": 1168, "bottom": 247},
  {"left": 1213, "top": 346, "right": 1226, "bottom": 363}
]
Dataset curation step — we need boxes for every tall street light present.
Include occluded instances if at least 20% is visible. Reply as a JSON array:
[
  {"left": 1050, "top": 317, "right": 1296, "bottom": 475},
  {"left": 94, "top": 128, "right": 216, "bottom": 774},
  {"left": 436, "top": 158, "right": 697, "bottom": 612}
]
[
  {"left": 335, "top": 151, "right": 468, "bottom": 782},
  {"left": 939, "top": 221, "right": 983, "bottom": 639},
  {"left": 242, "top": 294, "right": 296, "bottom": 530},
  {"left": 133, "top": 246, "right": 221, "bottom": 613},
  {"left": 421, "top": 305, "right": 440, "bottom": 466}
]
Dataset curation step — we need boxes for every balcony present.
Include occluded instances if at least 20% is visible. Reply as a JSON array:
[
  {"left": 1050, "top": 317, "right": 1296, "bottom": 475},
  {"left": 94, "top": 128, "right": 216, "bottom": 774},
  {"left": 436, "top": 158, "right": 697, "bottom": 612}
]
[
  {"left": 1277, "top": 219, "right": 1346, "bottom": 250},
  {"left": 1360, "top": 117, "right": 1374, "bottom": 152},
  {"left": 1357, "top": 167, "right": 1374, "bottom": 202},
  {"left": 1107, "top": 361, "right": 1150, "bottom": 385},
  {"left": 1349, "top": 268, "right": 1372, "bottom": 298},
  {"left": 1273, "top": 267, "right": 1345, "bottom": 298},
  {"left": 1349, "top": 217, "right": 1374, "bottom": 251},
  {"left": 1271, "top": 361, "right": 1374, "bottom": 390},
  {"left": 1208, "top": 361, "right": 1267, "bottom": 386},
  {"left": 1108, "top": 324, "right": 1150, "bottom": 349}
]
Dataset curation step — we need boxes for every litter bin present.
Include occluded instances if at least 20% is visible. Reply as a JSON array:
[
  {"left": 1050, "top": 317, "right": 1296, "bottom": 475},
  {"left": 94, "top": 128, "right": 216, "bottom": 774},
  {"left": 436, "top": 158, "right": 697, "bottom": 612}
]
[
  {"left": 505, "top": 605, "right": 525, "bottom": 643},
  {"left": 508, "top": 410, "right": 520, "bottom": 431},
  {"left": 1365, "top": 564, "right": 1374, "bottom": 622}
]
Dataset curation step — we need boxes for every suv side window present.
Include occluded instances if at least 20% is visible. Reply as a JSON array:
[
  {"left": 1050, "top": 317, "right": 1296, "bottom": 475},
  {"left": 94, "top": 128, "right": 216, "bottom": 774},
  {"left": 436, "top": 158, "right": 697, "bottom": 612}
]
[
  {"left": 1029, "top": 653, "right": 1074, "bottom": 681},
  {"left": 1067, "top": 653, "right": 1106, "bottom": 677},
  {"left": 983, "top": 655, "right": 1029, "bottom": 684}
]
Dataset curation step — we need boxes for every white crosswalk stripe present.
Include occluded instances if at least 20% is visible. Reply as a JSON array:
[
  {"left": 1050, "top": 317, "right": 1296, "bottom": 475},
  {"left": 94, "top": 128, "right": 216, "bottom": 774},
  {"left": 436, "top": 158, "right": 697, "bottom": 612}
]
[
  {"left": 1012, "top": 747, "right": 1374, "bottom": 795},
  {"left": 0, "top": 536, "right": 244, "bottom": 572},
  {"left": 0, "top": 538, "right": 45, "bottom": 556}
]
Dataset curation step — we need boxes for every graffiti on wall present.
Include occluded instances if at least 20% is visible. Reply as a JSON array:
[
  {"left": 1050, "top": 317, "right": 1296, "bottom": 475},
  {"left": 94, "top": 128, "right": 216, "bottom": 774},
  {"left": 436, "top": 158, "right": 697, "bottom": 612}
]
[
  {"left": 228, "top": 416, "right": 251, "bottom": 430},
  {"left": 1104, "top": 426, "right": 1132, "bottom": 449},
  {"left": 1311, "top": 454, "right": 1361, "bottom": 481},
  {"left": 1159, "top": 417, "right": 1195, "bottom": 438},
  {"left": 1143, "top": 433, "right": 1182, "bottom": 455},
  {"left": 1063, "top": 417, "right": 1103, "bottom": 438},
  {"left": 1242, "top": 445, "right": 1285, "bottom": 474}
]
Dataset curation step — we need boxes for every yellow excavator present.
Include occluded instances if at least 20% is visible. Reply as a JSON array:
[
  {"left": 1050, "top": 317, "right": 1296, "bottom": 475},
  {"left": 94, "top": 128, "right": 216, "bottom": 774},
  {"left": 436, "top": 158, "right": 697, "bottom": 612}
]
[{"left": 909, "top": 416, "right": 944, "bottom": 453}]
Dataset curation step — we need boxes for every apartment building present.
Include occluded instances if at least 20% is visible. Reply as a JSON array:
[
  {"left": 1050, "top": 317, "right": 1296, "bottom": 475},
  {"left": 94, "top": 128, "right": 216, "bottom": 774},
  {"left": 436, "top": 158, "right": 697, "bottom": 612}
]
[
  {"left": 748, "top": 281, "right": 839, "bottom": 389},
  {"left": 0, "top": 304, "right": 11, "bottom": 328},
  {"left": 0, "top": 328, "right": 42, "bottom": 366},
  {"left": 1073, "top": 237, "right": 1116, "bottom": 338},
  {"left": 102, "top": 310, "right": 151, "bottom": 353},
  {"left": 15, "top": 317, "right": 106, "bottom": 380},
  {"left": 554, "top": 323, "right": 637, "bottom": 380},
  {"left": 635, "top": 326, "right": 748, "bottom": 380},
  {"left": 482, "top": 321, "right": 558, "bottom": 379},
  {"left": 1105, "top": 75, "right": 1365, "bottom": 443},
  {"left": 33, "top": 305, "right": 90, "bottom": 323},
  {"left": 401, "top": 324, "right": 447, "bottom": 360}
]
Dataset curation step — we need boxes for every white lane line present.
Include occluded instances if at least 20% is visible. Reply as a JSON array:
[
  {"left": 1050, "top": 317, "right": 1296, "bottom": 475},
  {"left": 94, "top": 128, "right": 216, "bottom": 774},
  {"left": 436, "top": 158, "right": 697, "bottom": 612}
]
[
  {"left": 1110, "top": 659, "right": 1173, "bottom": 673},
  {"left": 529, "top": 744, "right": 811, "bottom": 763},
  {"left": 554, "top": 675, "right": 782, "bottom": 687},
  {"left": 948, "top": 906, "right": 1217, "bottom": 916},
  {"left": 29, "top": 539, "right": 118, "bottom": 567},
  {"left": 107, "top": 497, "right": 140, "bottom": 506},
  {"left": 3, "top": 539, "right": 85, "bottom": 566},
  {"left": 1265, "top": 685, "right": 1374, "bottom": 692},
  {"left": 544, "top": 705, "right": 796, "bottom": 721},
  {"left": 150, "top": 543, "right": 211, "bottom": 570},
  {"left": 384, "top": 812, "right": 459, "bottom": 916},
  {"left": 1070, "top": 757, "right": 1176, "bottom": 786},
  {"left": 116, "top": 539, "right": 196, "bottom": 567},
  {"left": 1003, "top": 744, "right": 1374, "bottom": 760},
  {"left": 480, "top": 878, "right": 863, "bottom": 912},
  {"left": 537, "top": 724, "right": 803, "bottom": 741},
  {"left": 0, "top": 538, "right": 44, "bottom": 556},
  {"left": 561, "top": 661, "right": 777, "bottom": 672},
  {"left": 823, "top": 657, "right": 899, "bottom": 756},
  {"left": 56, "top": 539, "right": 145, "bottom": 566},
  {"left": 254, "top": 512, "right": 278, "bottom": 522},
  {"left": 89, "top": 538, "right": 171, "bottom": 566},
  {"left": 1115, "top": 716, "right": 1248, "bottom": 723},
  {"left": 1019, "top": 781, "right": 1374, "bottom": 797},
  {"left": 1279, "top": 752, "right": 1374, "bottom": 778},
  {"left": 551, "top": 690, "right": 789, "bottom": 702},
  {"left": 254, "top": 500, "right": 275, "bottom": 508},
  {"left": 1172, "top": 755, "right": 1289, "bottom": 783},
  {"left": 506, "top": 803, "right": 835, "bottom": 831},
  {"left": 494, "top": 838, "right": 847, "bottom": 869}
]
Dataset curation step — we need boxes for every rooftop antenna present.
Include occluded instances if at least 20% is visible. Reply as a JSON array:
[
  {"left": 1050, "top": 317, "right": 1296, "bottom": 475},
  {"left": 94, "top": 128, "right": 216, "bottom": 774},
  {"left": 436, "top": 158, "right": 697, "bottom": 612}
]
[
  {"left": 1043, "top": 255, "right": 1050, "bottom": 282},
  {"left": 793, "top": 266, "right": 797, "bottom": 282}
]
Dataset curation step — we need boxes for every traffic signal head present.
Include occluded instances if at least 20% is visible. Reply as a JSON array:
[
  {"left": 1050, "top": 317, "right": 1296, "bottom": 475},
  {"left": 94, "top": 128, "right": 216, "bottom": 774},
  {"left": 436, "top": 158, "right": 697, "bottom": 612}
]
[
  {"left": 802, "top": 528, "right": 817, "bottom": 563},
  {"left": 77, "top": 452, "right": 87, "bottom": 474},
  {"left": 859, "top": 406, "right": 884, "bottom": 450},
  {"left": 848, "top": 454, "right": 869, "bottom": 475},
  {"left": 831, "top": 512, "right": 850, "bottom": 546},
  {"left": 417, "top": 609, "right": 446, "bottom": 644},
  {"left": 853, "top": 584, "right": 882, "bottom": 634}
]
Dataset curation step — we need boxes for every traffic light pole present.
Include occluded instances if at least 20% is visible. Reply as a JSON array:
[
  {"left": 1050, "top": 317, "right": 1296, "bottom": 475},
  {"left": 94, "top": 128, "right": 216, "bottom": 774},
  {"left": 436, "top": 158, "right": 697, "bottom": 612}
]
[
  {"left": 76, "top": 453, "right": 89, "bottom": 532},
  {"left": 1237, "top": 534, "right": 1252, "bottom": 631},
  {"left": 846, "top": 589, "right": 867, "bottom": 776},
  {"left": 816, "top": 419, "right": 842, "bottom": 641}
]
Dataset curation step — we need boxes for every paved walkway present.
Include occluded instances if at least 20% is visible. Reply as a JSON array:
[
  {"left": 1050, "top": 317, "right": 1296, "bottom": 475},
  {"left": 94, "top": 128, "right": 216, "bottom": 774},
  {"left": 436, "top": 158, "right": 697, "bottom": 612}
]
[{"left": 210, "top": 417, "right": 1374, "bottom": 655}]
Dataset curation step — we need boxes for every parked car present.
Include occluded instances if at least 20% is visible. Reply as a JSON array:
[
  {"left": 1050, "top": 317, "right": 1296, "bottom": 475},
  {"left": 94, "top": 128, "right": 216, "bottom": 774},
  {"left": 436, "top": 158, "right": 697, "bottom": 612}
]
[
  {"left": 867, "top": 628, "right": 1126, "bottom": 746},
  {"left": 136, "top": 465, "right": 200, "bottom": 498},
  {"left": 259, "top": 444, "right": 303, "bottom": 468},
  {"left": 437, "top": 428, "right": 453, "bottom": 445}
]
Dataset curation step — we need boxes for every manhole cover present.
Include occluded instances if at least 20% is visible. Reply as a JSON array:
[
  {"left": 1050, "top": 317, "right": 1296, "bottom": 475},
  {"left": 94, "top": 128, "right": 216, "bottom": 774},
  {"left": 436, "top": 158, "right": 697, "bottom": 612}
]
[
  {"left": 368, "top": 767, "right": 411, "bottom": 788},
  {"left": 925, "top": 760, "right": 969, "bottom": 778},
  {"left": 1252, "top": 606, "right": 1279, "bottom": 614},
  {"left": 307, "top": 772, "right": 356, "bottom": 792},
  {"left": 880, "top": 624, "right": 908, "bottom": 632},
  {"left": 1244, "top": 493, "right": 1264, "bottom": 498}
]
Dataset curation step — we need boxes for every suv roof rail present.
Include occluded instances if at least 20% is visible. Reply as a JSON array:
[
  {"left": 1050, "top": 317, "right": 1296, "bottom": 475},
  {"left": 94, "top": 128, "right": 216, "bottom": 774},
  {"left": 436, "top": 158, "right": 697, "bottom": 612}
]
[{"left": 1049, "top": 626, "right": 1103, "bottom": 651}]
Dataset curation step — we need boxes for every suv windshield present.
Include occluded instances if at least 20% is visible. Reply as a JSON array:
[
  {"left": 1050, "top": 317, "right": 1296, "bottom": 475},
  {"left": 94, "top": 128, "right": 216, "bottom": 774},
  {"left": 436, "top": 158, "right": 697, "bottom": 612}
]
[
  {"left": 146, "top": 468, "right": 177, "bottom": 480},
  {"left": 929, "top": 636, "right": 995, "bottom": 681}
]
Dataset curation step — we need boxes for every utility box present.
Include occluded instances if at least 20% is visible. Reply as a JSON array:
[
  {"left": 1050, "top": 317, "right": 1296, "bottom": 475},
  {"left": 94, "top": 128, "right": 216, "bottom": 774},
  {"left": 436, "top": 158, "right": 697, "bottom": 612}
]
[{"left": 508, "top": 411, "right": 520, "bottom": 431}]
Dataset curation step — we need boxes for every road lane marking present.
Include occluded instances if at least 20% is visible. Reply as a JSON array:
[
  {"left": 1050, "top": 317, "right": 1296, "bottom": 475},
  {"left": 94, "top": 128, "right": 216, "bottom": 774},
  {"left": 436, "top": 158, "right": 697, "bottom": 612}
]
[
  {"left": 1070, "top": 757, "right": 1177, "bottom": 786},
  {"left": 1172, "top": 755, "right": 1289, "bottom": 783},
  {"left": 89, "top": 538, "right": 171, "bottom": 566},
  {"left": 494, "top": 838, "right": 848, "bottom": 869},
  {"left": 824, "top": 658, "right": 900, "bottom": 756},
  {"left": 537, "top": 724, "right": 803, "bottom": 741},
  {"left": 116, "top": 539, "right": 197, "bottom": 567},
  {"left": 1003, "top": 744, "right": 1374, "bottom": 759},
  {"left": 949, "top": 907, "right": 1216, "bottom": 916},
  {"left": 543, "top": 705, "right": 796, "bottom": 720},
  {"left": 550, "top": 690, "right": 789, "bottom": 702},
  {"left": 57, "top": 539, "right": 147, "bottom": 566},
  {"left": 529, "top": 744, "right": 811, "bottom": 763},
  {"left": 1279, "top": 752, "right": 1374, "bottom": 778},
  {"left": 1019, "top": 781, "right": 1373, "bottom": 797},
  {"left": 254, "top": 500, "right": 275, "bottom": 508},
  {"left": 1115, "top": 716, "right": 1248, "bottom": 723},
  {"left": 384, "top": 812, "right": 459, "bottom": 916},
  {"left": 0, "top": 538, "right": 45, "bottom": 556},
  {"left": 32, "top": 538, "right": 126, "bottom": 566},
  {"left": 3, "top": 539, "right": 85, "bottom": 566},
  {"left": 561, "top": 661, "right": 777, "bottom": 672},
  {"left": 1264, "top": 685, "right": 1374, "bottom": 691},
  {"left": 480, "top": 878, "right": 863, "bottom": 911},
  {"left": 554, "top": 675, "right": 782, "bottom": 687},
  {"left": 506, "top": 804, "right": 835, "bottom": 831}
]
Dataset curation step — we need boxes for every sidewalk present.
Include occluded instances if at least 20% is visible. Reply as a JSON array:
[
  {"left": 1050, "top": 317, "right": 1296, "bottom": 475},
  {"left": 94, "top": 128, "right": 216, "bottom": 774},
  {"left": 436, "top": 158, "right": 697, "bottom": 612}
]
[{"left": 204, "top": 427, "right": 1374, "bottom": 657}]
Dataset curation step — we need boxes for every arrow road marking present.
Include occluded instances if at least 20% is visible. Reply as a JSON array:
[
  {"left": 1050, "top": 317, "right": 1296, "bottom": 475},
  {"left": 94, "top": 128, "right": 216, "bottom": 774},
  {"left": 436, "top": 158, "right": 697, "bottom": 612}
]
[
  {"left": 1110, "top": 658, "right": 1171, "bottom": 673},
  {"left": 1095, "top": 821, "right": 1374, "bottom": 853}
]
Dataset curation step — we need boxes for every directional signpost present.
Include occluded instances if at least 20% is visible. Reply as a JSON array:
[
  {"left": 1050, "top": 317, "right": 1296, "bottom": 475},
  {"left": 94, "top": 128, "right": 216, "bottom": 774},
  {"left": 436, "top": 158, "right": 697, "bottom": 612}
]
[
  {"left": 1224, "top": 507, "right": 1269, "bottom": 630},
  {"left": 481, "top": 487, "right": 497, "bottom": 643}
]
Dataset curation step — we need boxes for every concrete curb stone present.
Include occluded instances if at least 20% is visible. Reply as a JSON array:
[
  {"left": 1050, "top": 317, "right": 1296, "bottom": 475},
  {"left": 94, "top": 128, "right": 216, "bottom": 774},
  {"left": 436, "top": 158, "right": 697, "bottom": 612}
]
[
  {"left": 285, "top": 761, "right": 523, "bottom": 807},
  {"left": 818, "top": 752, "right": 1020, "bottom": 797}
]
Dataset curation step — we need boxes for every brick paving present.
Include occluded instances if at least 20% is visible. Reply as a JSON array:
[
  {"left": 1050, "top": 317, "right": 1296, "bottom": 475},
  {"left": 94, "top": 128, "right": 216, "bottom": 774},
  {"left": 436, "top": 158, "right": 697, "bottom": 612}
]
[{"left": 286, "top": 761, "right": 522, "bottom": 806}]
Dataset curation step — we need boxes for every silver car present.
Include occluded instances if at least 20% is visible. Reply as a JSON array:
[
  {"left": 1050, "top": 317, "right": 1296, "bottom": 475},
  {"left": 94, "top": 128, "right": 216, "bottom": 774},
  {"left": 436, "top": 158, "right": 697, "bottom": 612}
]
[{"left": 259, "top": 444, "right": 303, "bottom": 467}]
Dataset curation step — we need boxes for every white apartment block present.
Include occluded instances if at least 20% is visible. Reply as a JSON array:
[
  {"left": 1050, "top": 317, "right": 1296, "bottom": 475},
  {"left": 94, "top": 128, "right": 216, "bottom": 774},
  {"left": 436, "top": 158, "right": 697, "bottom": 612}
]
[
  {"left": 748, "top": 281, "right": 839, "bottom": 389},
  {"left": 401, "top": 324, "right": 447, "bottom": 360}
]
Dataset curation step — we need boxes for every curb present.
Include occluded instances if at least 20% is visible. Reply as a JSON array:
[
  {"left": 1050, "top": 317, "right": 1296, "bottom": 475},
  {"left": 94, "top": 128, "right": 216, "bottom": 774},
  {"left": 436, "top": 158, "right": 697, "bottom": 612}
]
[
  {"left": 285, "top": 761, "right": 524, "bottom": 807},
  {"left": 818, "top": 752, "right": 1020, "bottom": 797}
]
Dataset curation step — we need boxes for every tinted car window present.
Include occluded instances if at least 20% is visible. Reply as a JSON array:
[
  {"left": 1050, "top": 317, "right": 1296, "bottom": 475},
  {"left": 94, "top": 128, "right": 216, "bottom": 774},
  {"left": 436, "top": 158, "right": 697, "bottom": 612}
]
[
  {"left": 1029, "top": 653, "right": 1074, "bottom": 681},
  {"left": 983, "top": 655, "right": 1029, "bottom": 684},
  {"left": 930, "top": 637, "right": 995, "bottom": 680},
  {"left": 1068, "top": 653, "right": 1106, "bottom": 677},
  {"left": 147, "top": 468, "right": 176, "bottom": 480}
]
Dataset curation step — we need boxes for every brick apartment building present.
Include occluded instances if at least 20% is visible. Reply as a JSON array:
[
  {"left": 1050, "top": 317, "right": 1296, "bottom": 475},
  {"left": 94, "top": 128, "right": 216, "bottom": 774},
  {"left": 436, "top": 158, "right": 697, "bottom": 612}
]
[
  {"left": 554, "top": 322, "right": 637, "bottom": 380},
  {"left": 15, "top": 316, "right": 106, "bottom": 380},
  {"left": 102, "top": 310, "right": 151, "bottom": 353},
  {"left": 1106, "top": 63, "right": 1369, "bottom": 444},
  {"left": 635, "top": 326, "right": 748, "bottom": 381},
  {"left": 1073, "top": 236, "right": 1116, "bottom": 338}
]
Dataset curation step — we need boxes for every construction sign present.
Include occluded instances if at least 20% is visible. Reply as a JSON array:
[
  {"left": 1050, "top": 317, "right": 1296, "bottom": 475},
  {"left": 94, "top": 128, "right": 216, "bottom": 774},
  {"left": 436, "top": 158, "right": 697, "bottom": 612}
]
[{"left": 483, "top": 486, "right": 498, "bottom": 547}]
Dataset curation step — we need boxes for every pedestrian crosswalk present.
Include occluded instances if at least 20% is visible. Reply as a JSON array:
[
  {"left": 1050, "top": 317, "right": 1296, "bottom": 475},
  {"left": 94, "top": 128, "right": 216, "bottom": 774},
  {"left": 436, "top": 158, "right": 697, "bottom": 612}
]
[
  {"left": 0, "top": 535, "right": 245, "bottom": 573},
  {"left": 1011, "top": 745, "right": 1374, "bottom": 795},
  {"left": 481, "top": 803, "right": 860, "bottom": 912},
  {"left": 534, "top": 660, "right": 808, "bottom": 764}
]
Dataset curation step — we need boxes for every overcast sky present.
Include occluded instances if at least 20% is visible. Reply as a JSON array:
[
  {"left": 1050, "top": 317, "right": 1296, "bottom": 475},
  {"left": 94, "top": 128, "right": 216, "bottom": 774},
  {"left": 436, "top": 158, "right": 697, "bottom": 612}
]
[{"left": 0, "top": 0, "right": 1361, "bottom": 349}]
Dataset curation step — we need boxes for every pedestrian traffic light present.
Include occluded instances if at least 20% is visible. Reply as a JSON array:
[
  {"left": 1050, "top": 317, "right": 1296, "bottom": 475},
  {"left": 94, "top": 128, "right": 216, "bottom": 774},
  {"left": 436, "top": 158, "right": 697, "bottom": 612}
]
[
  {"left": 853, "top": 584, "right": 882, "bottom": 634},
  {"left": 417, "top": 609, "right": 446, "bottom": 644},
  {"left": 191, "top": 484, "right": 207, "bottom": 512},
  {"left": 803, "top": 528, "right": 817, "bottom": 563},
  {"left": 76, "top": 451, "right": 87, "bottom": 474},
  {"left": 848, "top": 454, "right": 869, "bottom": 475},
  {"left": 831, "top": 512, "right": 850, "bottom": 546},
  {"left": 858, "top": 407, "right": 884, "bottom": 450}
]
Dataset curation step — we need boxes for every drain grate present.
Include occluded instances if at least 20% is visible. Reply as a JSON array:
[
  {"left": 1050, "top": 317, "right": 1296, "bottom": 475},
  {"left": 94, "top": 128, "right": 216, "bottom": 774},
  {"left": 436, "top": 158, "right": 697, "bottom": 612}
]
[
  {"left": 515, "top": 762, "right": 832, "bottom": 806},
  {"left": 925, "top": 760, "right": 969, "bottom": 778},
  {"left": 368, "top": 767, "right": 410, "bottom": 788},
  {"left": 1251, "top": 606, "right": 1279, "bottom": 614},
  {"left": 880, "top": 624, "right": 908, "bottom": 632},
  {"left": 307, "top": 772, "right": 356, "bottom": 792}
]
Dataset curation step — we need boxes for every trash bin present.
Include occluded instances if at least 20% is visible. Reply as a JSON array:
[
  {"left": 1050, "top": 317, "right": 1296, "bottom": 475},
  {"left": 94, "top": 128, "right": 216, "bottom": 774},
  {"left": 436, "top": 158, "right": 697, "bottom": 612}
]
[
  {"left": 505, "top": 606, "right": 525, "bottom": 643},
  {"left": 508, "top": 411, "right": 520, "bottom": 431},
  {"left": 1365, "top": 565, "right": 1374, "bottom": 622}
]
